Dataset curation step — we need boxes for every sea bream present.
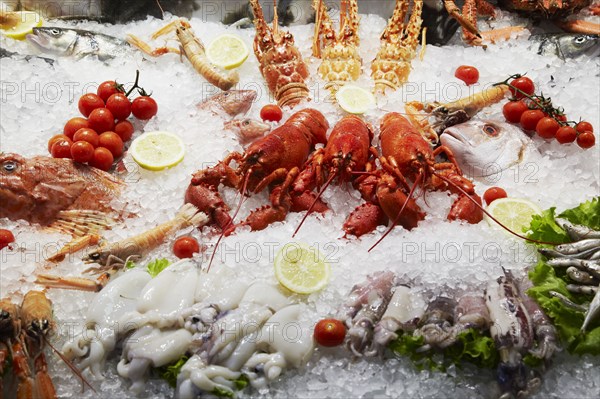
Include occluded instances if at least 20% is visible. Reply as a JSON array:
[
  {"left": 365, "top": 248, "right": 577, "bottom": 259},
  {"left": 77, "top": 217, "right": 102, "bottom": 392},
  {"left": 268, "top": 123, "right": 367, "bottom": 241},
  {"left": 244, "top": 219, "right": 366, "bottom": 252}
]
[
  {"left": 530, "top": 33, "right": 599, "bottom": 60},
  {"left": 440, "top": 120, "right": 536, "bottom": 178},
  {"left": 26, "top": 27, "right": 129, "bottom": 60}
]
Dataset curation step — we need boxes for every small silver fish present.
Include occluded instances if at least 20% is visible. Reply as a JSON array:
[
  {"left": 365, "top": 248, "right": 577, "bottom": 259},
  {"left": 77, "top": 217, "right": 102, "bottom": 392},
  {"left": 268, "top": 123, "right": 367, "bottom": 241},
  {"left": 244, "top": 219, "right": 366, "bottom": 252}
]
[
  {"left": 530, "top": 34, "right": 599, "bottom": 60},
  {"left": 26, "top": 27, "right": 129, "bottom": 60},
  {"left": 441, "top": 120, "right": 534, "bottom": 178},
  {"left": 224, "top": 118, "right": 271, "bottom": 145},
  {"left": 197, "top": 90, "right": 257, "bottom": 117}
]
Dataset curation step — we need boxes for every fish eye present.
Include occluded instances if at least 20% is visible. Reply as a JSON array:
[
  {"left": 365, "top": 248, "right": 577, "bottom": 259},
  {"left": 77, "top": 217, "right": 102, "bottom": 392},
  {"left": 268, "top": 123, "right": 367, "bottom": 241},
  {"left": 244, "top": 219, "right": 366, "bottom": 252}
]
[
  {"left": 89, "top": 253, "right": 101, "bottom": 260},
  {"left": 50, "top": 28, "right": 61, "bottom": 36},
  {"left": 3, "top": 161, "right": 17, "bottom": 172},
  {"left": 42, "top": 320, "right": 49, "bottom": 329},
  {"left": 482, "top": 124, "right": 499, "bottom": 137},
  {"left": 243, "top": 120, "right": 250, "bottom": 126},
  {"left": 574, "top": 36, "right": 586, "bottom": 44},
  {"left": 223, "top": 92, "right": 230, "bottom": 97}
]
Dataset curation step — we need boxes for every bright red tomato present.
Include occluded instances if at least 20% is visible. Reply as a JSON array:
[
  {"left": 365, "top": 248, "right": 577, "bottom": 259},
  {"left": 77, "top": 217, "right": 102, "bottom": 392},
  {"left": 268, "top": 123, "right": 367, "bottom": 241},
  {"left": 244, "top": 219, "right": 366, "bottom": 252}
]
[
  {"left": 63, "top": 117, "right": 89, "bottom": 139},
  {"left": 173, "top": 237, "right": 200, "bottom": 259},
  {"left": 51, "top": 139, "right": 73, "bottom": 158},
  {"left": 520, "top": 109, "right": 545, "bottom": 131},
  {"left": 73, "top": 128, "right": 99, "bottom": 147},
  {"left": 114, "top": 120, "right": 134, "bottom": 142},
  {"left": 483, "top": 187, "right": 507, "bottom": 205},
  {"left": 509, "top": 77, "right": 535, "bottom": 99},
  {"left": 576, "top": 121, "right": 594, "bottom": 133},
  {"left": 260, "top": 104, "right": 283, "bottom": 122},
  {"left": 98, "top": 132, "right": 124, "bottom": 158},
  {"left": 502, "top": 101, "right": 528, "bottom": 123},
  {"left": 454, "top": 65, "right": 479, "bottom": 85},
  {"left": 106, "top": 93, "right": 132, "bottom": 120},
  {"left": 536, "top": 117, "right": 560, "bottom": 139},
  {"left": 0, "top": 229, "right": 15, "bottom": 250},
  {"left": 78, "top": 93, "right": 105, "bottom": 117},
  {"left": 90, "top": 147, "right": 114, "bottom": 171},
  {"left": 70, "top": 141, "right": 95, "bottom": 163},
  {"left": 131, "top": 96, "right": 158, "bottom": 120},
  {"left": 88, "top": 108, "right": 115, "bottom": 134},
  {"left": 555, "top": 126, "right": 577, "bottom": 144},
  {"left": 577, "top": 131, "right": 596, "bottom": 149},
  {"left": 314, "top": 319, "right": 346, "bottom": 347},
  {"left": 48, "top": 134, "right": 71, "bottom": 153},
  {"left": 97, "top": 80, "right": 121, "bottom": 102}
]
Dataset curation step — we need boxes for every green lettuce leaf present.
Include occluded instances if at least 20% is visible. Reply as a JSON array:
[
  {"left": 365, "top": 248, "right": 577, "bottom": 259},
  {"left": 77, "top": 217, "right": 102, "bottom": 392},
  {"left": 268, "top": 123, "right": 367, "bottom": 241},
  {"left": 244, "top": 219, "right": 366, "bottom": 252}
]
[
  {"left": 526, "top": 207, "right": 569, "bottom": 244},
  {"left": 125, "top": 259, "right": 136, "bottom": 269},
  {"left": 559, "top": 197, "right": 600, "bottom": 230},
  {"left": 147, "top": 258, "right": 171, "bottom": 278},
  {"left": 212, "top": 387, "right": 235, "bottom": 398},
  {"left": 156, "top": 356, "right": 189, "bottom": 388}
]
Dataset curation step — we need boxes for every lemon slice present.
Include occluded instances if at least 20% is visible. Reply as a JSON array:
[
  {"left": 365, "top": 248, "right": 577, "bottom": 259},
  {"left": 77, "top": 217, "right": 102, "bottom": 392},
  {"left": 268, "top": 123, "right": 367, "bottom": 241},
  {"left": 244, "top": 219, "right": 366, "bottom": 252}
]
[
  {"left": 335, "top": 85, "right": 376, "bottom": 114},
  {"left": 274, "top": 242, "right": 330, "bottom": 294},
  {"left": 206, "top": 33, "right": 249, "bottom": 70},
  {"left": 130, "top": 131, "right": 185, "bottom": 171},
  {"left": 0, "top": 11, "right": 43, "bottom": 40},
  {"left": 484, "top": 197, "right": 542, "bottom": 233}
]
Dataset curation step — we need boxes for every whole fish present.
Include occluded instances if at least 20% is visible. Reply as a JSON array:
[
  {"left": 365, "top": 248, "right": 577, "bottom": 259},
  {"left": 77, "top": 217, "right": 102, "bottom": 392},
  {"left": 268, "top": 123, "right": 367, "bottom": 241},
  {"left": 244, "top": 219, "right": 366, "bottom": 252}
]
[
  {"left": 530, "top": 33, "right": 599, "bottom": 60},
  {"left": 440, "top": 120, "right": 534, "bottom": 178},
  {"left": 223, "top": 118, "right": 271, "bottom": 145},
  {"left": 26, "top": 27, "right": 129, "bottom": 60},
  {"left": 0, "top": 153, "right": 122, "bottom": 234},
  {"left": 197, "top": 90, "right": 257, "bottom": 117}
]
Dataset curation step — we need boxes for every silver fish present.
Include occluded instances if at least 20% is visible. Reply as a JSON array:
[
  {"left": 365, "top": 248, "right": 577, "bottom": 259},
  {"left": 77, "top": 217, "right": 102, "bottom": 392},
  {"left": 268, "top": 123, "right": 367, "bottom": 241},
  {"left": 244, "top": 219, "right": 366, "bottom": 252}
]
[
  {"left": 26, "top": 27, "right": 129, "bottom": 60},
  {"left": 530, "top": 34, "right": 599, "bottom": 60},
  {"left": 441, "top": 120, "right": 534, "bottom": 178},
  {"left": 224, "top": 118, "right": 271, "bottom": 145},
  {"left": 582, "top": 283, "right": 600, "bottom": 332}
]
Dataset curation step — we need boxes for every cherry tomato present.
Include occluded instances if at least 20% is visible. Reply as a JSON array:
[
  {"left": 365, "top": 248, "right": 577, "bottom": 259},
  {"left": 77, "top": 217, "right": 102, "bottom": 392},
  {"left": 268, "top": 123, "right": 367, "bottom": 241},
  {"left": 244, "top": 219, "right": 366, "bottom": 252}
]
[
  {"left": 63, "top": 117, "right": 89, "bottom": 139},
  {"left": 520, "top": 109, "right": 545, "bottom": 131},
  {"left": 314, "top": 319, "right": 346, "bottom": 347},
  {"left": 51, "top": 139, "right": 73, "bottom": 159},
  {"left": 173, "top": 236, "right": 200, "bottom": 259},
  {"left": 576, "top": 121, "right": 594, "bottom": 134},
  {"left": 106, "top": 93, "right": 132, "bottom": 120},
  {"left": 536, "top": 117, "right": 560, "bottom": 139},
  {"left": 556, "top": 114, "right": 567, "bottom": 123},
  {"left": 556, "top": 126, "right": 577, "bottom": 144},
  {"left": 97, "top": 80, "right": 121, "bottom": 102},
  {"left": 70, "top": 141, "right": 95, "bottom": 163},
  {"left": 0, "top": 229, "right": 15, "bottom": 251},
  {"left": 114, "top": 120, "right": 134, "bottom": 142},
  {"left": 131, "top": 96, "right": 158, "bottom": 120},
  {"left": 454, "top": 65, "right": 479, "bottom": 85},
  {"left": 509, "top": 77, "right": 535, "bottom": 99},
  {"left": 73, "top": 128, "right": 99, "bottom": 147},
  {"left": 48, "top": 134, "right": 71, "bottom": 153},
  {"left": 483, "top": 187, "right": 507, "bottom": 205},
  {"left": 88, "top": 108, "right": 115, "bottom": 134},
  {"left": 98, "top": 132, "right": 124, "bottom": 158},
  {"left": 577, "top": 131, "right": 596, "bottom": 149},
  {"left": 90, "top": 147, "right": 114, "bottom": 171},
  {"left": 502, "top": 101, "right": 528, "bottom": 123},
  {"left": 78, "top": 93, "right": 105, "bottom": 117},
  {"left": 260, "top": 104, "right": 283, "bottom": 122}
]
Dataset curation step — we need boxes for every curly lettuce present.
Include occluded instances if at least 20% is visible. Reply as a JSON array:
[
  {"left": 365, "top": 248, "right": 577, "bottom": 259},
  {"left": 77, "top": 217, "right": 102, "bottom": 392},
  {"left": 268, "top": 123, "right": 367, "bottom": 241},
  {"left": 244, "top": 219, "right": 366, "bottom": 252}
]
[{"left": 156, "top": 356, "right": 189, "bottom": 388}]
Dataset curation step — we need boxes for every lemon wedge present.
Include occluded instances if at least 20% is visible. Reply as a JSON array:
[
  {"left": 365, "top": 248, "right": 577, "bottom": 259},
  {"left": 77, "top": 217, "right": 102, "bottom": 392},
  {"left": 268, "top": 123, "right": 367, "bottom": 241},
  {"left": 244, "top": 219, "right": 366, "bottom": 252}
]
[
  {"left": 206, "top": 33, "right": 249, "bottom": 70},
  {"left": 335, "top": 84, "right": 376, "bottom": 114},
  {"left": 484, "top": 197, "right": 542, "bottom": 233},
  {"left": 274, "top": 242, "right": 330, "bottom": 294},
  {"left": 0, "top": 11, "right": 43, "bottom": 40},
  {"left": 130, "top": 131, "right": 185, "bottom": 171}
]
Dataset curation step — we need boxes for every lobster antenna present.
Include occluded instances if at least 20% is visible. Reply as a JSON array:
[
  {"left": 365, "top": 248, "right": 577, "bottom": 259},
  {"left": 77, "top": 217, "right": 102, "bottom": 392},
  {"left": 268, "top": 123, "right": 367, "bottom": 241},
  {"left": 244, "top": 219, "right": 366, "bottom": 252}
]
[
  {"left": 293, "top": 170, "right": 337, "bottom": 237},
  {"left": 313, "top": 0, "right": 323, "bottom": 57},
  {"left": 369, "top": 173, "right": 422, "bottom": 252},
  {"left": 43, "top": 335, "right": 96, "bottom": 393},
  {"left": 273, "top": 0, "right": 279, "bottom": 35},
  {"left": 155, "top": 0, "right": 165, "bottom": 18},
  {"left": 340, "top": 0, "right": 347, "bottom": 33}
]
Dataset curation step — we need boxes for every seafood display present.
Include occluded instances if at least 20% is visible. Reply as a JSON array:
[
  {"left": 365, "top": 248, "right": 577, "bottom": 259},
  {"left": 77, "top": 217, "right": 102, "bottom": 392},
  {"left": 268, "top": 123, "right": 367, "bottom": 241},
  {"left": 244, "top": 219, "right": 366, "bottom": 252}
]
[{"left": 1, "top": 2, "right": 599, "bottom": 399}]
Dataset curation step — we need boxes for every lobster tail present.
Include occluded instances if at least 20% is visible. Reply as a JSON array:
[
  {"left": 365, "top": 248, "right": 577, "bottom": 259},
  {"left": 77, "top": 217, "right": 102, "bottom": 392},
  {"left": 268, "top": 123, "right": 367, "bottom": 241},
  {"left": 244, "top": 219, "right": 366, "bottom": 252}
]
[{"left": 276, "top": 82, "right": 311, "bottom": 108}]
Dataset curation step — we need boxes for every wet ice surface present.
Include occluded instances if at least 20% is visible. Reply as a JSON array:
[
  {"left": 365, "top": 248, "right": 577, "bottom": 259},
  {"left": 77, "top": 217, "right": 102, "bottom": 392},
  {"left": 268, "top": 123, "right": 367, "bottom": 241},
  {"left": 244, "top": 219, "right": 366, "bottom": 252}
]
[{"left": 1, "top": 9, "right": 599, "bottom": 399}]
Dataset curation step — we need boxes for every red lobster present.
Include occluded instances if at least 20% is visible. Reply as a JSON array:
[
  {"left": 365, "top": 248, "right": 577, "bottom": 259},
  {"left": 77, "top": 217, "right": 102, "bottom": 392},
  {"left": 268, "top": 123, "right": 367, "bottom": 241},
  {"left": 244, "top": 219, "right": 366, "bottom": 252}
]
[
  {"left": 185, "top": 108, "right": 329, "bottom": 240},
  {"left": 345, "top": 112, "right": 484, "bottom": 248}
]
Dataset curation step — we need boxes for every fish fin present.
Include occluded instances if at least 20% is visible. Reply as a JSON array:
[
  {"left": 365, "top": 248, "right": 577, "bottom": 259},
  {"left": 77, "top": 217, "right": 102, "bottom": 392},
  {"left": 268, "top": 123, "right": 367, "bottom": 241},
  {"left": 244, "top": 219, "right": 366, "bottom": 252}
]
[{"left": 47, "top": 210, "right": 116, "bottom": 237}]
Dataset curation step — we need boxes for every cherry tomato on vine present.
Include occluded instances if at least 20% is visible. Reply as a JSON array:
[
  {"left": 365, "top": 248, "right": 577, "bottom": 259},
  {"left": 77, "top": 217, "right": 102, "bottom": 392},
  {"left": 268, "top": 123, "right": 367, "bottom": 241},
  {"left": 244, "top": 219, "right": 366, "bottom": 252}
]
[
  {"left": 97, "top": 80, "right": 121, "bottom": 102},
  {"left": 509, "top": 77, "right": 535, "bottom": 99},
  {"left": 314, "top": 319, "right": 346, "bottom": 347},
  {"left": 90, "top": 147, "right": 114, "bottom": 171},
  {"left": 0, "top": 229, "right": 15, "bottom": 251},
  {"left": 576, "top": 121, "right": 594, "bottom": 133},
  {"left": 51, "top": 139, "right": 73, "bottom": 159},
  {"left": 483, "top": 187, "right": 507, "bottom": 205},
  {"left": 173, "top": 237, "right": 200, "bottom": 259},
  {"left": 502, "top": 101, "right": 528, "bottom": 123},
  {"left": 106, "top": 93, "right": 132, "bottom": 120},
  {"left": 260, "top": 104, "right": 283, "bottom": 122},
  {"left": 577, "top": 131, "right": 596, "bottom": 149},
  {"left": 63, "top": 117, "right": 89, "bottom": 139},
  {"left": 73, "top": 128, "right": 99, "bottom": 147},
  {"left": 114, "top": 120, "right": 134, "bottom": 142},
  {"left": 454, "top": 65, "right": 479, "bottom": 85},
  {"left": 520, "top": 109, "right": 545, "bottom": 131},
  {"left": 88, "top": 108, "right": 115, "bottom": 134},
  {"left": 131, "top": 96, "right": 158, "bottom": 120},
  {"left": 70, "top": 141, "right": 95, "bottom": 163},
  {"left": 78, "top": 93, "right": 105, "bottom": 117},
  {"left": 98, "top": 132, "right": 124, "bottom": 158},
  {"left": 555, "top": 126, "right": 577, "bottom": 144},
  {"left": 48, "top": 134, "right": 71, "bottom": 154},
  {"left": 556, "top": 114, "right": 567, "bottom": 123},
  {"left": 536, "top": 117, "right": 560, "bottom": 139}
]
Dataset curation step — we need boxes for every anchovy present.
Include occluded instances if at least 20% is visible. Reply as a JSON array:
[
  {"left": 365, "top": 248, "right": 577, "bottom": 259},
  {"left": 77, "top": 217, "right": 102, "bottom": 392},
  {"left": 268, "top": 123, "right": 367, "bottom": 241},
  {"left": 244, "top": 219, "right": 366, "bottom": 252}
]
[
  {"left": 546, "top": 258, "right": 600, "bottom": 279},
  {"left": 549, "top": 291, "right": 587, "bottom": 312},
  {"left": 566, "top": 267, "right": 598, "bottom": 285},
  {"left": 555, "top": 239, "right": 600, "bottom": 255},
  {"left": 538, "top": 246, "right": 600, "bottom": 260},
  {"left": 555, "top": 218, "right": 600, "bottom": 241},
  {"left": 582, "top": 284, "right": 600, "bottom": 332}
]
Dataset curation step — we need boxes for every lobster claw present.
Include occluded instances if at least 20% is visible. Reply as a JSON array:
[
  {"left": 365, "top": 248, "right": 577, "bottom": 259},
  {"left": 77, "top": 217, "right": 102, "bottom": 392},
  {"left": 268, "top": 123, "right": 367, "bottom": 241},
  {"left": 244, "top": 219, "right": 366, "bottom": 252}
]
[
  {"left": 344, "top": 202, "right": 388, "bottom": 238},
  {"left": 447, "top": 193, "right": 483, "bottom": 224}
]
